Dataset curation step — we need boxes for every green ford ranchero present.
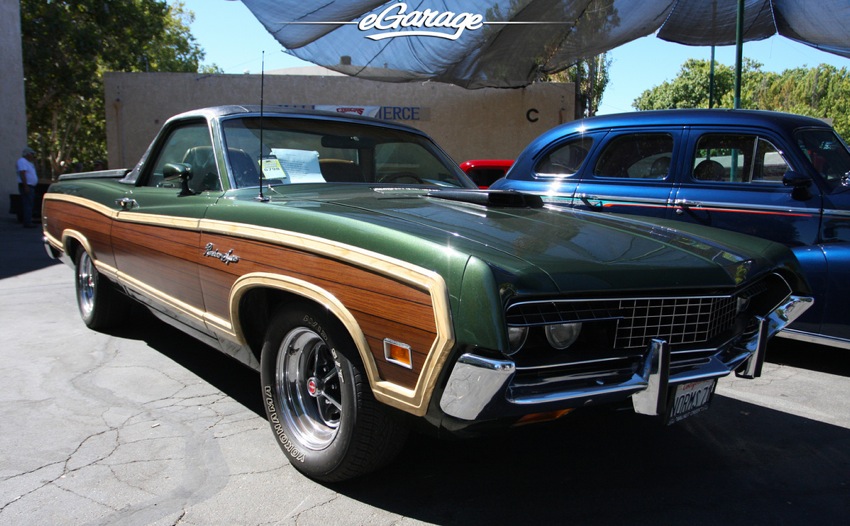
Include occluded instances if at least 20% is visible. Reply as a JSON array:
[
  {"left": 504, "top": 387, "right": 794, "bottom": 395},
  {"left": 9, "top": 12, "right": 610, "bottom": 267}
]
[{"left": 42, "top": 105, "right": 812, "bottom": 481}]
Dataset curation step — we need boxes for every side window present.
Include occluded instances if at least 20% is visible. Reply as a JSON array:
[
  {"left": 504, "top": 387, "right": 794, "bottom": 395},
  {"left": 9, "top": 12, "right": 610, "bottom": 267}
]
[
  {"left": 144, "top": 122, "right": 221, "bottom": 192},
  {"left": 535, "top": 136, "right": 593, "bottom": 177},
  {"left": 692, "top": 134, "right": 789, "bottom": 184},
  {"left": 755, "top": 139, "right": 790, "bottom": 182},
  {"left": 594, "top": 133, "right": 674, "bottom": 179}
]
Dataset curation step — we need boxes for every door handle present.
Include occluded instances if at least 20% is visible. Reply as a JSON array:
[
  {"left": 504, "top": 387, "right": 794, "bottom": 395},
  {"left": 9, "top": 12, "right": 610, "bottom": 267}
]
[
  {"left": 115, "top": 197, "right": 138, "bottom": 210},
  {"left": 673, "top": 198, "right": 701, "bottom": 215},
  {"left": 673, "top": 198, "right": 701, "bottom": 208},
  {"left": 579, "top": 193, "right": 604, "bottom": 210}
]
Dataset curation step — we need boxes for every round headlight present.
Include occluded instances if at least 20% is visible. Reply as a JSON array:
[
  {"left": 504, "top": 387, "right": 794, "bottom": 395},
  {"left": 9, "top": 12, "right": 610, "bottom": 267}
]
[
  {"left": 545, "top": 322, "right": 582, "bottom": 350},
  {"left": 507, "top": 326, "right": 528, "bottom": 355}
]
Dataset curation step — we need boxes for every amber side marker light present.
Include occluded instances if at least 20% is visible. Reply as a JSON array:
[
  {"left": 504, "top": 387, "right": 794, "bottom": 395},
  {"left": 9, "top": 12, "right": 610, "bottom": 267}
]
[
  {"left": 514, "top": 409, "right": 574, "bottom": 426},
  {"left": 384, "top": 339, "right": 413, "bottom": 369}
]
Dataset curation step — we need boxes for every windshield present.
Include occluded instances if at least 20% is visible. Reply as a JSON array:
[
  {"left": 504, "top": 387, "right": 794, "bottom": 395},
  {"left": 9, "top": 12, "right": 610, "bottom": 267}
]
[
  {"left": 795, "top": 128, "right": 850, "bottom": 189},
  {"left": 221, "top": 116, "right": 474, "bottom": 189}
]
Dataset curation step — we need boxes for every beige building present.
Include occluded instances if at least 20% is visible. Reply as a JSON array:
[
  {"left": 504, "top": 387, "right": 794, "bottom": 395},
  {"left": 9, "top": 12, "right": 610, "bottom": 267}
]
[
  {"left": 104, "top": 71, "right": 575, "bottom": 170},
  {"left": 2, "top": 0, "right": 28, "bottom": 208}
]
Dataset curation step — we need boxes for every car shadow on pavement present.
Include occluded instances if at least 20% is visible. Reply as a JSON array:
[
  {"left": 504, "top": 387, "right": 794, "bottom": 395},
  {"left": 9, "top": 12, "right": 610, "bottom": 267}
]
[
  {"left": 0, "top": 218, "right": 59, "bottom": 279},
  {"left": 107, "top": 306, "right": 850, "bottom": 526},
  {"left": 105, "top": 305, "right": 266, "bottom": 418},
  {"left": 343, "top": 399, "right": 850, "bottom": 526},
  {"left": 768, "top": 338, "right": 850, "bottom": 377}
]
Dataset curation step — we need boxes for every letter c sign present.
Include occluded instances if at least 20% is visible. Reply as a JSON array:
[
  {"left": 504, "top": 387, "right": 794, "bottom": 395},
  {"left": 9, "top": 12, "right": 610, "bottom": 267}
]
[{"left": 526, "top": 108, "right": 539, "bottom": 123}]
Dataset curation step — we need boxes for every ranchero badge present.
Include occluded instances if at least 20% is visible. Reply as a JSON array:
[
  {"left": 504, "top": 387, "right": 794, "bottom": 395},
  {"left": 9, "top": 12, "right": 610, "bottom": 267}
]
[{"left": 203, "top": 242, "right": 240, "bottom": 265}]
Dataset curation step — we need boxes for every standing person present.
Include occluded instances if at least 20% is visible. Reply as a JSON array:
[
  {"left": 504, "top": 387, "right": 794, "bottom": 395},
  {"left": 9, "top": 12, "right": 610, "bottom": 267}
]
[{"left": 16, "top": 147, "right": 38, "bottom": 228}]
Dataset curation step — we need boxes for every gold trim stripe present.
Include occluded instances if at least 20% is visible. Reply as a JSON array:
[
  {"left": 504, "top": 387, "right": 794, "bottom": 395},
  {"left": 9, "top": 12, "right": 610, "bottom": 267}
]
[{"left": 45, "top": 193, "right": 118, "bottom": 218}]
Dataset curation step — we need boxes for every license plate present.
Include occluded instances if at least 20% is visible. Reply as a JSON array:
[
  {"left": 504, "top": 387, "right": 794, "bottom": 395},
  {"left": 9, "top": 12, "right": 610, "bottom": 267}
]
[{"left": 666, "top": 379, "right": 717, "bottom": 425}]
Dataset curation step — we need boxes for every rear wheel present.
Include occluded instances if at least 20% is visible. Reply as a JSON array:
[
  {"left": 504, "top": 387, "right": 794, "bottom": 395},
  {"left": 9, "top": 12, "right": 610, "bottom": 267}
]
[
  {"left": 74, "top": 249, "right": 128, "bottom": 330},
  {"left": 260, "top": 304, "right": 408, "bottom": 482}
]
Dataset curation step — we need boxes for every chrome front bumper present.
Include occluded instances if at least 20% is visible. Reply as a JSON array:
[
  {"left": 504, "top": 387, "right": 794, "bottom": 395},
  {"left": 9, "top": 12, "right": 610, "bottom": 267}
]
[{"left": 439, "top": 294, "right": 813, "bottom": 421}]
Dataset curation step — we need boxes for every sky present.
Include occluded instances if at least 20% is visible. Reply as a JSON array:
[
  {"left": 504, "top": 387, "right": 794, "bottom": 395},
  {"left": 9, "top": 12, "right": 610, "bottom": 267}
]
[{"left": 180, "top": 0, "right": 850, "bottom": 116}]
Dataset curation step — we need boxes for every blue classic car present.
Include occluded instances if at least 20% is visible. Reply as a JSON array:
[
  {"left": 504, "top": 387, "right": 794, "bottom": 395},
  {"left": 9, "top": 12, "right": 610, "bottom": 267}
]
[
  {"left": 43, "top": 106, "right": 811, "bottom": 481},
  {"left": 492, "top": 109, "right": 850, "bottom": 350}
]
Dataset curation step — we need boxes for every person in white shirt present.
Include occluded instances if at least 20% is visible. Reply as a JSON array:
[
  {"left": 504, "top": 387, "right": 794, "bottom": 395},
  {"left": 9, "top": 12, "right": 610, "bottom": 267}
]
[{"left": 16, "top": 147, "right": 38, "bottom": 228}]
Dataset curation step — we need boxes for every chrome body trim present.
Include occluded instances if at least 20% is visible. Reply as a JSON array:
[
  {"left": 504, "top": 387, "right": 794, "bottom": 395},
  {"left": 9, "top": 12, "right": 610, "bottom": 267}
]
[
  {"left": 777, "top": 327, "right": 850, "bottom": 350},
  {"left": 821, "top": 208, "right": 850, "bottom": 219},
  {"left": 671, "top": 199, "right": 818, "bottom": 216},
  {"left": 439, "top": 354, "right": 515, "bottom": 420},
  {"left": 439, "top": 294, "right": 813, "bottom": 421},
  {"left": 43, "top": 235, "right": 60, "bottom": 260}
]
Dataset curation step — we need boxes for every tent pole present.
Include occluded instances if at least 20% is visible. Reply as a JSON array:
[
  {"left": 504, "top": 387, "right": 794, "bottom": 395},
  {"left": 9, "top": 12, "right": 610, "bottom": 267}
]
[
  {"left": 734, "top": 0, "right": 744, "bottom": 108},
  {"left": 709, "top": 46, "right": 716, "bottom": 108}
]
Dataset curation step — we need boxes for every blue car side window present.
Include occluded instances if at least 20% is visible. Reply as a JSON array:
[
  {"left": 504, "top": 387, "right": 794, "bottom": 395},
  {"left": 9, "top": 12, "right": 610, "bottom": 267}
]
[
  {"left": 534, "top": 136, "right": 593, "bottom": 178},
  {"left": 692, "top": 134, "right": 789, "bottom": 184},
  {"left": 593, "top": 133, "right": 674, "bottom": 179}
]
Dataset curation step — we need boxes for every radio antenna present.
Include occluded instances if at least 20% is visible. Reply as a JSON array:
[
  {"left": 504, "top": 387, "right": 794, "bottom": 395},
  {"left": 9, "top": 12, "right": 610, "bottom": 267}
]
[{"left": 256, "top": 50, "right": 269, "bottom": 202}]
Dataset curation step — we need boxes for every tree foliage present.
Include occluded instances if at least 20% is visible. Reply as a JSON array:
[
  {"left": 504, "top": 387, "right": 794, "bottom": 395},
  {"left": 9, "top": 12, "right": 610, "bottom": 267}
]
[
  {"left": 543, "top": 54, "right": 612, "bottom": 118},
  {"left": 633, "top": 58, "right": 850, "bottom": 138},
  {"left": 21, "top": 0, "right": 210, "bottom": 177}
]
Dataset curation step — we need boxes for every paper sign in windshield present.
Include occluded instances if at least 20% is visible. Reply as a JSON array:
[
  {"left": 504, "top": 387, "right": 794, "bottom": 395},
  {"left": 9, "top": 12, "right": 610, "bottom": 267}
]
[{"left": 270, "top": 149, "right": 325, "bottom": 183}]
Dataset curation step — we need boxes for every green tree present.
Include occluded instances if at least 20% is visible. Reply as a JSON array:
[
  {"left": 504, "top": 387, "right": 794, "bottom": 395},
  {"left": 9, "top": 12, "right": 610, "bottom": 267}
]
[
  {"left": 633, "top": 58, "right": 850, "bottom": 138},
  {"left": 633, "top": 58, "right": 738, "bottom": 110},
  {"left": 542, "top": 54, "right": 611, "bottom": 118},
  {"left": 21, "top": 0, "right": 212, "bottom": 177},
  {"left": 758, "top": 64, "right": 850, "bottom": 138}
]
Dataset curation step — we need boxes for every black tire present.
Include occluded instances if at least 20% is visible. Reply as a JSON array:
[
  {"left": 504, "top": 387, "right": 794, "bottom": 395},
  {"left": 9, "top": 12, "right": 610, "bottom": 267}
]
[
  {"left": 260, "top": 304, "right": 408, "bottom": 482},
  {"left": 74, "top": 249, "right": 128, "bottom": 330}
]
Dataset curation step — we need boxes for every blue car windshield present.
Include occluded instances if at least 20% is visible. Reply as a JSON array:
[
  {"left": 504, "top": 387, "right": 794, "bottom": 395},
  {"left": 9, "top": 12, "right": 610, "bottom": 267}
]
[
  {"left": 795, "top": 129, "right": 850, "bottom": 189},
  {"left": 221, "top": 116, "right": 474, "bottom": 189}
]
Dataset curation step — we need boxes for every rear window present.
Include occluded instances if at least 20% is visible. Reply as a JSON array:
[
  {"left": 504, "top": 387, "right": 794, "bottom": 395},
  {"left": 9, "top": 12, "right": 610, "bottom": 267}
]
[{"left": 534, "top": 136, "right": 593, "bottom": 178}]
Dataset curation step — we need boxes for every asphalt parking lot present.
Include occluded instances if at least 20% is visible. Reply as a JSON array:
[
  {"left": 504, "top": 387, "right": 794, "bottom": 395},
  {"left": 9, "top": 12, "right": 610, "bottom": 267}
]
[{"left": 1, "top": 215, "right": 849, "bottom": 525}]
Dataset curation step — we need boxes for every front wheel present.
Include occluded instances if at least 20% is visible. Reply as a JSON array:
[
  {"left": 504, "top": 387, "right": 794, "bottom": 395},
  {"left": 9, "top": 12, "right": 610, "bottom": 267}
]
[{"left": 260, "top": 304, "right": 408, "bottom": 482}]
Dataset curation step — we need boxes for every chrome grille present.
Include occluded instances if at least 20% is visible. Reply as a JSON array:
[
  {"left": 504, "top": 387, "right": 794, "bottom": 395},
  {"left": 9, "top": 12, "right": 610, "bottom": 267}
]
[
  {"left": 506, "top": 294, "right": 740, "bottom": 349},
  {"left": 616, "top": 296, "right": 736, "bottom": 348}
]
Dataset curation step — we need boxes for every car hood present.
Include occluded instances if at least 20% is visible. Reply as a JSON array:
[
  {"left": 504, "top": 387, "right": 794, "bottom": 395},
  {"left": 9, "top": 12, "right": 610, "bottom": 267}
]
[{"left": 246, "top": 186, "right": 798, "bottom": 295}]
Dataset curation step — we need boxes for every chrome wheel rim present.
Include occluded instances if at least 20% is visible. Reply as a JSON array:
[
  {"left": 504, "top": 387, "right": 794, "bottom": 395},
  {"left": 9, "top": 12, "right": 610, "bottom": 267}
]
[
  {"left": 276, "top": 327, "right": 342, "bottom": 450},
  {"left": 76, "top": 252, "right": 96, "bottom": 319}
]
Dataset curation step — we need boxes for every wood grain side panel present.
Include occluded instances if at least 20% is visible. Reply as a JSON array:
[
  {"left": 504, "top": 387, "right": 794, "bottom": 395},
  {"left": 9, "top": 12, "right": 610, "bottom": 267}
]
[
  {"left": 198, "top": 266, "right": 231, "bottom": 316},
  {"left": 199, "top": 234, "right": 439, "bottom": 389},
  {"left": 112, "top": 221, "right": 204, "bottom": 308},
  {"left": 42, "top": 198, "right": 115, "bottom": 268}
]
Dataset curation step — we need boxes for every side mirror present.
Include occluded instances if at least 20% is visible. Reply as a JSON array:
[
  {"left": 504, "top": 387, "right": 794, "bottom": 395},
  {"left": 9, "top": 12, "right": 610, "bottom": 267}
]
[
  {"left": 782, "top": 170, "right": 812, "bottom": 189},
  {"left": 163, "top": 163, "right": 195, "bottom": 196},
  {"left": 782, "top": 170, "right": 812, "bottom": 201}
]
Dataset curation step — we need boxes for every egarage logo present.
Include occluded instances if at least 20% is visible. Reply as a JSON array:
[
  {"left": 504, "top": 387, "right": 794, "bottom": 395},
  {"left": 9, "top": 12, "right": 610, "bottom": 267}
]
[{"left": 357, "top": 2, "right": 484, "bottom": 41}]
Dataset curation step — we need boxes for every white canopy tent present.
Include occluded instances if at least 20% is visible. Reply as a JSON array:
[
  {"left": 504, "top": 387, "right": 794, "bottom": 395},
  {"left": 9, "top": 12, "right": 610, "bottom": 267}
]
[{"left": 239, "top": 0, "right": 850, "bottom": 90}]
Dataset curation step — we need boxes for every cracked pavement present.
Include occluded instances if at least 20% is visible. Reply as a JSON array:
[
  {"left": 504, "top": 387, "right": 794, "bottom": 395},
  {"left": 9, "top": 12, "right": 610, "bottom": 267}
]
[
  {"left": 0, "top": 219, "right": 420, "bottom": 525},
  {"left": 1, "top": 217, "right": 848, "bottom": 525}
]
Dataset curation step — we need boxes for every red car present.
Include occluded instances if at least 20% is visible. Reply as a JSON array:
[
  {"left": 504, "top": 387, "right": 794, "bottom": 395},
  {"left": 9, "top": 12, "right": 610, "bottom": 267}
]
[{"left": 460, "top": 159, "right": 512, "bottom": 188}]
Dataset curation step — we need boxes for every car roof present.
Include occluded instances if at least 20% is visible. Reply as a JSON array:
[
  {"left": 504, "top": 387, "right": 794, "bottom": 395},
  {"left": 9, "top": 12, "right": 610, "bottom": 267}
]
[
  {"left": 167, "top": 105, "right": 425, "bottom": 134},
  {"left": 513, "top": 109, "right": 835, "bottom": 164},
  {"left": 553, "top": 109, "right": 830, "bottom": 136}
]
